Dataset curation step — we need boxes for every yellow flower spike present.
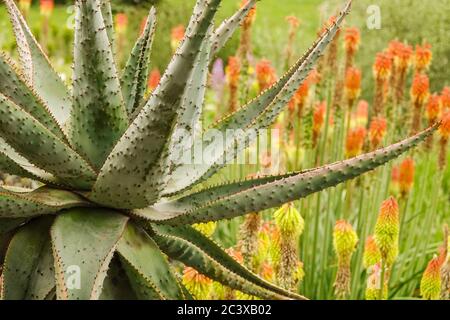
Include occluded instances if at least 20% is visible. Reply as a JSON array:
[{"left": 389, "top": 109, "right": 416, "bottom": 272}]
[
  {"left": 333, "top": 220, "right": 358, "bottom": 265},
  {"left": 363, "top": 235, "right": 381, "bottom": 269},
  {"left": 420, "top": 255, "right": 443, "bottom": 300},
  {"left": 333, "top": 220, "right": 358, "bottom": 299},
  {"left": 273, "top": 203, "right": 304, "bottom": 238},
  {"left": 374, "top": 197, "right": 400, "bottom": 266},
  {"left": 193, "top": 221, "right": 217, "bottom": 237}
]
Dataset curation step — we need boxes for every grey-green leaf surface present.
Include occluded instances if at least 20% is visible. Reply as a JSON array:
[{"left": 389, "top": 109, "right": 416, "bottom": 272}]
[
  {"left": 91, "top": 0, "right": 222, "bottom": 209},
  {"left": 0, "top": 186, "right": 90, "bottom": 218},
  {"left": 4, "top": 0, "right": 72, "bottom": 126},
  {"left": 1, "top": 217, "right": 54, "bottom": 300},
  {"left": 121, "top": 7, "right": 156, "bottom": 116},
  {"left": 51, "top": 208, "right": 128, "bottom": 300},
  {"left": 70, "top": 0, "right": 128, "bottom": 170},
  {"left": 164, "top": 1, "right": 352, "bottom": 195},
  {"left": 117, "top": 222, "right": 184, "bottom": 300},
  {"left": 0, "top": 93, "right": 96, "bottom": 189}
]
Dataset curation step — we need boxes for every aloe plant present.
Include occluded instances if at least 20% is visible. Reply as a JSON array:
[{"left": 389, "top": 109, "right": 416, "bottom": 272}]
[{"left": 0, "top": 0, "right": 438, "bottom": 300}]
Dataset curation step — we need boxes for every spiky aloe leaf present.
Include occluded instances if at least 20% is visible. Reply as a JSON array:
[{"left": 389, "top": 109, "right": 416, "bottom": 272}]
[
  {"left": 121, "top": 7, "right": 156, "bottom": 116},
  {"left": 1, "top": 217, "right": 54, "bottom": 300},
  {"left": 4, "top": 0, "right": 71, "bottom": 126},
  {"left": 0, "top": 218, "right": 26, "bottom": 235},
  {"left": 138, "top": 125, "right": 437, "bottom": 225},
  {"left": 0, "top": 93, "right": 96, "bottom": 189},
  {"left": 70, "top": 0, "right": 128, "bottom": 170},
  {"left": 164, "top": 1, "right": 352, "bottom": 195},
  {"left": 117, "top": 222, "right": 184, "bottom": 300},
  {"left": 0, "top": 137, "right": 61, "bottom": 184},
  {"left": 210, "top": 0, "right": 256, "bottom": 57},
  {"left": 150, "top": 225, "right": 305, "bottom": 300},
  {"left": 100, "top": 0, "right": 114, "bottom": 46},
  {"left": 100, "top": 257, "right": 137, "bottom": 300},
  {"left": 0, "top": 186, "right": 90, "bottom": 218},
  {"left": 0, "top": 54, "right": 67, "bottom": 140},
  {"left": 91, "top": 0, "right": 222, "bottom": 209},
  {"left": 51, "top": 208, "right": 128, "bottom": 300}
]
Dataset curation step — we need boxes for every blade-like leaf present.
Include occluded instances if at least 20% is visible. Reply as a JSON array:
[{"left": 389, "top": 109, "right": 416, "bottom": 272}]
[
  {"left": 0, "top": 93, "right": 96, "bottom": 189},
  {"left": 1, "top": 217, "right": 54, "bottom": 300},
  {"left": 0, "top": 53, "right": 68, "bottom": 140},
  {"left": 210, "top": 0, "right": 256, "bottom": 57},
  {"left": 91, "top": 0, "right": 222, "bottom": 209},
  {"left": 0, "top": 137, "right": 60, "bottom": 184},
  {"left": 99, "top": 257, "right": 137, "bottom": 300},
  {"left": 0, "top": 218, "right": 27, "bottom": 235},
  {"left": 70, "top": 0, "right": 128, "bottom": 170},
  {"left": 151, "top": 224, "right": 305, "bottom": 300},
  {"left": 138, "top": 124, "right": 437, "bottom": 225},
  {"left": 121, "top": 7, "right": 156, "bottom": 116},
  {"left": 100, "top": 0, "right": 114, "bottom": 47},
  {"left": 4, "top": 0, "right": 72, "bottom": 126},
  {"left": 51, "top": 208, "right": 128, "bottom": 300},
  {"left": 0, "top": 186, "right": 91, "bottom": 218},
  {"left": 164, "top": 1, "right": 352, "bottom": 195},
  {"left": 117, "top": 222, "right": 184, "bottom": 300}
]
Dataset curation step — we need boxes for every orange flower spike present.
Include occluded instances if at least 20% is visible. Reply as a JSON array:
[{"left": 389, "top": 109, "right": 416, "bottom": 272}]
[
  {"left": 345, "top": 127, "right": 366, "bottom": 158},
  {"left": 226, "top": 56, "right": 241, "bottom": 86},
  {"left": 313, "top": 101, "right": 327, "bottom": 134},
  {"left": 369, "top": 116, "right": 388, "bottom": 149},
  {"left": 255, "top": 59, "right": 277, "bottom": 91},
  {"left": 374, "top": 197, "right": 400, "bottom": 265},
  {"left": 389, "top": 41, "right": 413, "bottom": 71},
  {"left": 344, "top": 27, "right": 360, "bottom": 57},
  {"left": 415, "top": 43, "right": 433, "bottom": 73},
  {"left": 115, "top": 13, "right": 128, "bottom": 35},
  {"left": 411, "top": 73, "right": 430, "bottom": 105},
  {"left": 399, "top": 157, "right": 414, "bottom": 196},
  {"left": 441, "top": 87, "right": 450, "bottom": 110},
  {"left": 40, "top": 0, "right": 54, "bottom": 18},
  {"left": 286, "top": 16, "right": 301, "bottom": 29},
  {"left": 147, "top": 69, "right": 161, "bottom": 92},
  {"left": 425, "top": 94, "right": 441, "bottom": 123},
  {"left": 345, "top": 67, "right": 362, "bottom": 102},
  {"left": 439, "top": 111, "right": 450, "bottom": 139},
  {"left": 373, "top": 51, "right": 392, "bottom": 81},
  {"left": 170, "top": 25, "right": 185, "bottom": 50},
  {"left": 420, "top": 256, "right": 444, "bottom": 300}
]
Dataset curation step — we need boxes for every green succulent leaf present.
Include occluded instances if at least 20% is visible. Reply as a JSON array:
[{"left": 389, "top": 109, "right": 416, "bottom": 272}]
[
  {"left": 210, "top": 0, "right": 256, "bottom": 57},
  {"left": 139, "top": 124, "right": 437, "bottom": 225},
  {"left": 121, "top": 7, "right": 156, "bottom": 116},
  {"left": 0, "top": 53, "right": 68, "bottom": 140},
  {"left": 164, "top": 1, "right": 352, "bottom": 195},
  {"left": 151, "top": 224, "right": 305, "bottom": 300},
  {"left": 70, "top": 0, "right": 128, "bottom": 170},
  {"left": 116, "top": 221, "right": 185, "bottom": 300},
  {"left": 100, "top": 0, "right": 114, "bottom": 47},
  {"left": 0, "top": 137, "right": 61, "bottom": 184},
  {"left": 0, "top": 218, "right": 27, "bottom": 235},
  {"left": 1, "top": 217, "right": 54, "bottom": 300},
  {"left": 0, "top": 94, "right": 96, "bottom": 189},
  {"left": 91, "top": 0, "right": 222, "bottom": 209},
  {"left": 51, "top": 208, "right": 128, "bottom": 300},
  {"left": 99, "top": 257, "right": 137, "bottom": 300},
  {"left": 0, "top": 186, "right": 91, "bottom": 219},
  {"left": 4, "top": 0, "right": 72, "bottom": 126}
]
